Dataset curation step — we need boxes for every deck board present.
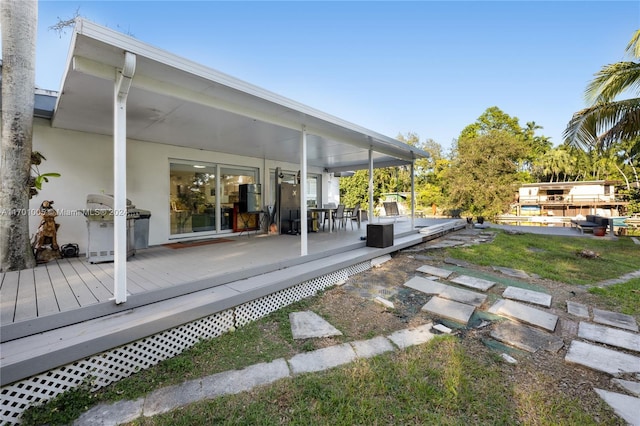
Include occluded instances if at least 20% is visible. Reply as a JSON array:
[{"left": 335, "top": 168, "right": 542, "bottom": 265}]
[
  {"left": 0, "top": 271, "right": 19, "bottom": 325},
  {"left": 34, "top": 266, "right": 59, "bottom": 316},
  {"left": 14, "top": 270, "right": 37, "bottom": 322},
  {"left": 58, "top": 260, "right": 99, "bottom": 307},
  {"left": 46, "top": 262, "right": 80, "bottom": 312},
  {"left": 66, "top": 258, "right": 113, "bottom": 301}
]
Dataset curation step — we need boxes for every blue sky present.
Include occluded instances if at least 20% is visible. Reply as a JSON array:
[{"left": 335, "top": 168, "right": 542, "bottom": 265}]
[{"left": 33, "top": 1, "right": 640, "bottom": 152}]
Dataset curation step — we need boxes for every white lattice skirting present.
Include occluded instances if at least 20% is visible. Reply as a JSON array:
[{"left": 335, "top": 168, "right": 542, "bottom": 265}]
[{"left": 0, "top": 260, "right": 373, "bottom": 425}]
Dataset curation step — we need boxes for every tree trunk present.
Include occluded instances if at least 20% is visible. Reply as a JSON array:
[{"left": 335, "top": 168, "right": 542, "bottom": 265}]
[{"left": 1, "top": 0, "right": 38, "bottom": 271}]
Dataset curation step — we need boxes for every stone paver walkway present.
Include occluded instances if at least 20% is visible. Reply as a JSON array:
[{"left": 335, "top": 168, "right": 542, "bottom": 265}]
[{"left": 75, "top": 322, "right": 437, "bottom": 425}]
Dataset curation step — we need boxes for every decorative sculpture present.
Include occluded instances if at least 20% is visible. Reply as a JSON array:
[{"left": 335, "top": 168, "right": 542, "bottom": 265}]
[{"left": 33, "top": 200, "right": 62, "bottom": 262}]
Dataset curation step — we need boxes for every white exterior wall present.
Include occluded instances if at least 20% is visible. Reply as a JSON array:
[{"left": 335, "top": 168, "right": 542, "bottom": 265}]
[
  {"left": 30, "top": 121, "right": 324, "bottom": 252},
  {"left": 568, "top": 184, "right": 607, "bottom": 201},
  {"left": 519, "top": 183, "right": 610, "bottom": 203}
]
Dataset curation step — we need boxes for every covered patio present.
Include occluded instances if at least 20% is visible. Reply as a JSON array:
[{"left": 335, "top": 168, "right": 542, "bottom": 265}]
[{"left": 1, "top": 19, "right": 436, "bottom": 423}]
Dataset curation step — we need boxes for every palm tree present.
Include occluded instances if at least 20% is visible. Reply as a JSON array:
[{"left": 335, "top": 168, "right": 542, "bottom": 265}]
[
  {"left": 564, "top": 30, "right": 640, "bottom": 151},
  {"left": 1, "top": 0, "right": 38, "bottom": 271}
]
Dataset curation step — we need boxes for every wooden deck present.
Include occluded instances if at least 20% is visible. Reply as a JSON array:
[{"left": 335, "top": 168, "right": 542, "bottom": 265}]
[
  {"left": 0, "top": 219, "right": 439, "bottom": 332},
  {"left": 0, "top": 218, "right": 461, "bottom": 387}
]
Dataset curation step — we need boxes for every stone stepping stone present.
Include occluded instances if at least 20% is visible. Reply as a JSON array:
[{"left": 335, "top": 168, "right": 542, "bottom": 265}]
[
  {"left": 350, "top": 336, "right": 395, "bottom": 359},
  {"left": 449, "top": 275, "right": 496, "bottom": 291},
  {"left": 578, "top": 322, "right": 640, "bottom": 353},
  {"left": 439, "top": 285, "right": 487, "bottom": 307},
  {"left": 566, "top": 301, "right": 589, "bottom": 318},
  {"left": 289, "top": 311, "right": 343, "bottom": 339},
  {"left": 592, "top": 308, "right": 639, "bottom": 332},
  {"left": 593, "top": 388, "right": 640, "bottom": 425},
  {"left": 492, "top": 266, "right": 530, "bottom": 279},
  {"left": 404, "top": 277, "right": 486, "bottom": 306},
  {"left": 422, "top": 296, "right": 475, "bottom": 325},
  {"left": 612, "top": 378, "right": 640, "bottom": 397},
  {"left": 487, "top": 299, "right": 558, "bottom": 332},
  {"left": 416, "top": 265, "right": 454, "bottom": 279},
  {"left": 387, "top": 323, "right": 435, "bottom": 349},
  {"left": 444, "top": 257, "right": 472, "bottom": 268},
  {"left": 403, "top": 276, "right": 446, "bottom": 295},
  {"left": 502, "top": 286, "right": 552, "bottom": 308},
  {"left": 491, "top": 321, "right": 564, "bottom": 353},
  {"left": 288, "top": 343, "right": 355, "bottom": 375},
  {"left": 565, "top": 340, "right": 640, "bottom": 375}
]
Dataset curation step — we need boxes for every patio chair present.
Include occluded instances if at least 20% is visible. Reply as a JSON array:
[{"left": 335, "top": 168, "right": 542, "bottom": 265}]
[
  {"left": 324, "top": 204, "right": 346, "bottom": 230},
  {"left": 333, "top": 204, "right": 347, "bottom": 230},
  {"left": 348, "top": 202, "right": 361, "bottom": 229}
]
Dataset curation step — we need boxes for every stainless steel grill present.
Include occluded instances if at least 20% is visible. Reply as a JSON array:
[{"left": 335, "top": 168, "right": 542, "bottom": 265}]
[{"left": 81, "top": 194, "right": 138, "bottom": 263}]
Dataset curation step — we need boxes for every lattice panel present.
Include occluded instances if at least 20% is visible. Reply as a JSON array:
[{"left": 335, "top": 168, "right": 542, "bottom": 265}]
[
  {"left": 0, "top": 310, "right": 233, "bottom": 425},
  {"left": 1, "top": 264, "right": 372, "bottom": 424},
  {"left": 235, "top": 269, "right": 349, "bottom": 327},
  {"left": 345, "top": 260, "right": 372, "bottom": 277}
]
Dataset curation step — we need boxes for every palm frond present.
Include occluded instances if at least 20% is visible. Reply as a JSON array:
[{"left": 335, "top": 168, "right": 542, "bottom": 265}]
[
  {"left": 564, "top": 98, "right": 640, "bottom": 150},
  {"left": 625, "top": 29, "right": 640, "bottom": 59},
  {"left": 585, "top": 62, "right": 640, "bottom": 103}
]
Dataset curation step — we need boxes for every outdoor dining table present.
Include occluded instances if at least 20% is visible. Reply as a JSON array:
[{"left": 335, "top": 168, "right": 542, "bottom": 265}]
[{"left": 308, "top": 207, "right": 336, "bottom": 233}]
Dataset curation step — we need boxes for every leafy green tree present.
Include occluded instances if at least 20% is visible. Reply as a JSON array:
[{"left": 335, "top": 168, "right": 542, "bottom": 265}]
[
  {"left": 459, "top": 106, "right": 523, "bottom": 140},
  {"left": 564, "top": 29, "right": 640, "bottom": 153},
  {"left": 445, "top": 129, "right": 529, "bottom": 218}
]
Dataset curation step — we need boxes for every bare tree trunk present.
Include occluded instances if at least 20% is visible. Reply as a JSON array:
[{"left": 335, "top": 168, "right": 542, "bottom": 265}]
[{"left": 1, "top": 0, "right": 38, "bottom": 271}]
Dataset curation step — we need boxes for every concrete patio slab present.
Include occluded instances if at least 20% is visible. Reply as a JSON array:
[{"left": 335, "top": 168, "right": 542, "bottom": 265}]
[
  {"left": 289, "top": 311, "right": 343, "bottom": 340},
  {"left": 449, "top": 275, "right": 496, "bottom": 291},
  {"left": 487, "top": 299, "right": 558, "bottom": 332},
  {"left": 416, "top": 265, "right": 454, "bottom": 279},
  {"left": 490, "top": 321, "right": 563, "bottom": 353},
  {"left": 594, "top": 388, "right": 640, "bottom": 425},
  {"left": 566, "top": 301, "right": 589, "bottom": 318},
  {"left": 502, "top": 286, "right": 552, "bottom": 308},
  {"left": 612, "top": 379, "right": 640, "bottom": 397},
  {"left": 351, "top": 336, "right": 395, "bottom": 358},
  {"left": 592, "top": 308, "right": 639, "bottom": 332},
  {"left": 439, "top": 285, "right": 487, "bottom": 307},
  {"left": 403, "top": 276, "right": 447, "bottom": 295},
  {"left": 422, "top": 297, "right": 475, "bottom": 325},
  {"left": 288, "top": 343, "right": 356, "bottom": 375},
  {"left": 387, "top": 323, "right": 435, "bottom": 349},
  {"left": 578, "top": 322, "right": 640, "bottom": 353},
  {"left": 565, "top": 340, "right": 640, "bottom": 375}
]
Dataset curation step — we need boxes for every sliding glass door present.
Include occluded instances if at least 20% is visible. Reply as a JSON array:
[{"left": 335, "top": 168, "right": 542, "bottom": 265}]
[{"left": 169, "top": 161, "right": 258, "bottom": 236}]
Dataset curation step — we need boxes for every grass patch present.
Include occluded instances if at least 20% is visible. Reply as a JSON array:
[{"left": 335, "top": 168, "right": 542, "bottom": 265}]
[
  {"left": 446, "top": 231, "right": 639, "bottom": 285},
  {"left": 589, "top": 278, "right": 640, "bottom": 316},
  {"left": 127, "top": 338, "right": 614, "bottom": 425}
]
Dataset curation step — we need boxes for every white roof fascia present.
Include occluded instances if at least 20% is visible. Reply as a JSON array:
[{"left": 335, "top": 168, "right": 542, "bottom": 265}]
[{"left": 68, "top": 19, "right": 427, "bottom": 162}]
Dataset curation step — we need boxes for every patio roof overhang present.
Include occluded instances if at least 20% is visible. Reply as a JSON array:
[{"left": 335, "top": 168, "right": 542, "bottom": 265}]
[{"left": 51, "top": 19, "right": 428, "bottom": 172}]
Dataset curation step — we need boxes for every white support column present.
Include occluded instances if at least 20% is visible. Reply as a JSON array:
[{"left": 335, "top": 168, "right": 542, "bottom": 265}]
[
  {"left": 410, "top": 162, "right": 415, "bottom": 229},
  {"left": 368, "top": 147, "right": 374, "bottom": 223},
  {"left": 300, "top": 126, "right": 308, "bottom": 256},
  {"left": 113, "top": 52, "right": 136, "bottom": 304}
]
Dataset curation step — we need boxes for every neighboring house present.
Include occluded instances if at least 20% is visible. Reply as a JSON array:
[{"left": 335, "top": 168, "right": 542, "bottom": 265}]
[
  {"left": 514, "top": 180, "right": 629, "bottom": 217},
  {"left": 0, "top": 19, "right": 427, "bottom": 259}
]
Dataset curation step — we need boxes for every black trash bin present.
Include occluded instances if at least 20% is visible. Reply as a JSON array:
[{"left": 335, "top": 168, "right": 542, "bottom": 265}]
[{"left": 366, "top": 223, "right": 393, "bottom": 248}]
